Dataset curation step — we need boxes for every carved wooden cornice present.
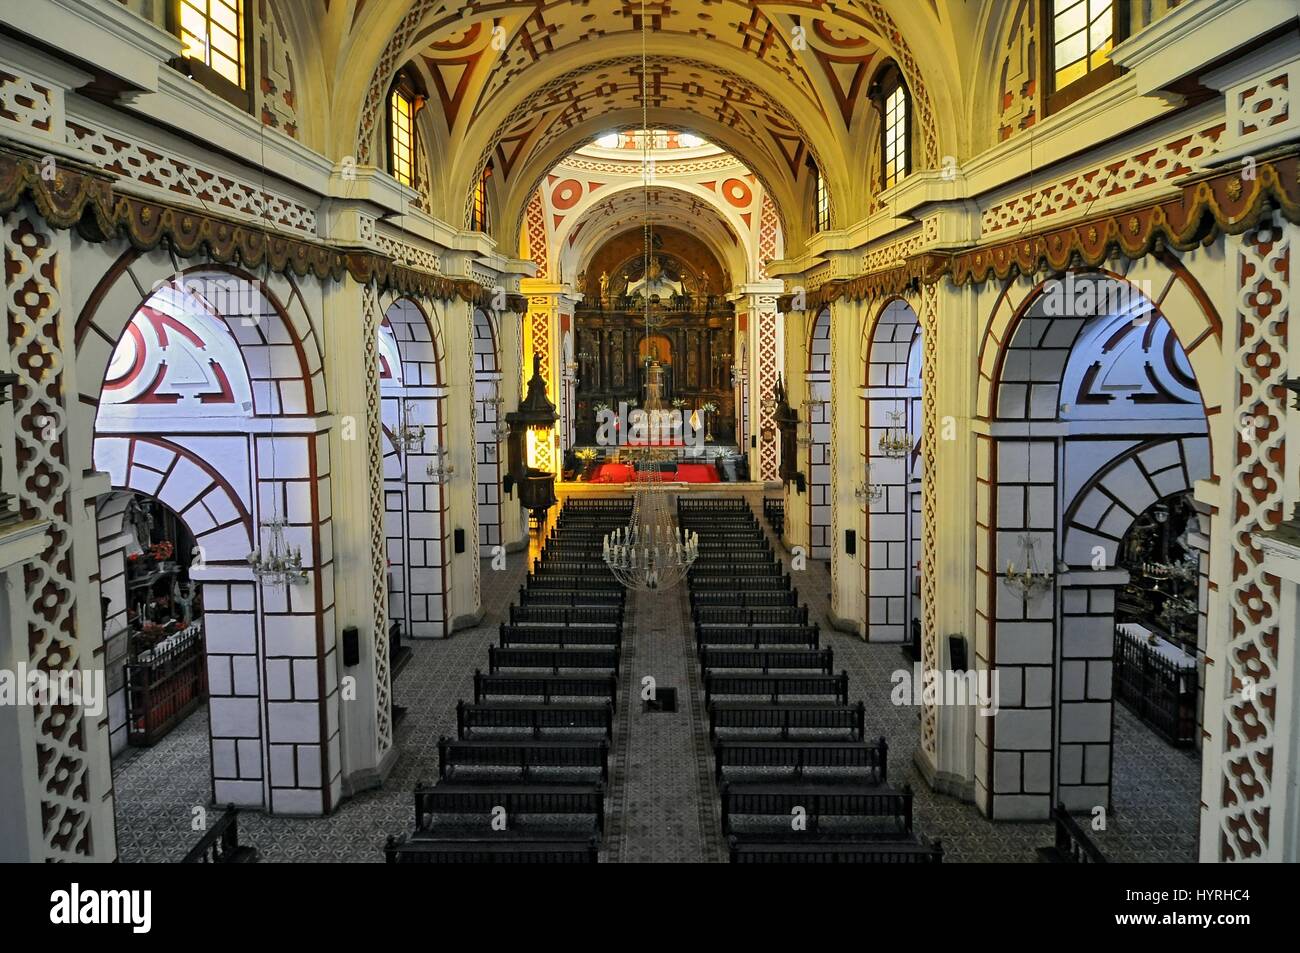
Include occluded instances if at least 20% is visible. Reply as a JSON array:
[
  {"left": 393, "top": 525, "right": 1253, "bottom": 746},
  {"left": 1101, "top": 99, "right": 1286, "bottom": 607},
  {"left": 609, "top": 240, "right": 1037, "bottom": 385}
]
[
  {"left": 948, "top": 149, "right": 1300, "bottom": 286},
  {"left": 0, "top": 148, "right": 529, "bottom": 314},
  {"left": 779, "top": 150, "right": 1300, "bottom": 311},
  {"left": 777, "top": 254, "right": 948, "bottom": 313}
]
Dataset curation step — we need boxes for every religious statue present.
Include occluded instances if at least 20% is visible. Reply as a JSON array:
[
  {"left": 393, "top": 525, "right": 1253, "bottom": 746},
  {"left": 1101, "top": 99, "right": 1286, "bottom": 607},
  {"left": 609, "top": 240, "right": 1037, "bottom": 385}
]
[
  {"left": 599, "top": 271, "right": 610, "bottom": 301},
  {"left": 627, "top": 255, "right": 684, "bottom": 299}
]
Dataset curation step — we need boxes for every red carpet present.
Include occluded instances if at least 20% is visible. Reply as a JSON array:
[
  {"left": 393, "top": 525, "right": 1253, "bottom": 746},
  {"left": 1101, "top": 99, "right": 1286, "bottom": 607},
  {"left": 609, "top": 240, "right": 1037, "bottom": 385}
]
[{"left": 589, "top": 462, "right": 720, "bottom": 483}]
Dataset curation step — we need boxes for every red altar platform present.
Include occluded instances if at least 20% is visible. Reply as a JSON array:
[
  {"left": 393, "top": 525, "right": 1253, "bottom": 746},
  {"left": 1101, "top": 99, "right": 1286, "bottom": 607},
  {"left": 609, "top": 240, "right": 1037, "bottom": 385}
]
[{"left": 589, "top": 462, "right": 720, "bottom": 484}]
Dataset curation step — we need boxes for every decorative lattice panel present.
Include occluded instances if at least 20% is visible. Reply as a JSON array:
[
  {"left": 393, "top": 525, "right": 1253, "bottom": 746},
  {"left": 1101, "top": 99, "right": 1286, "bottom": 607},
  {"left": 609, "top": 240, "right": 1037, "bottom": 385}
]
[
  {"left": 524, "top": 192, "right": 549, "bottom": 279},
  {"left": 758, "top": 301, "right": 780, "bottom": 481},
  {"left": 919, "top": 283, "right": 940, "bottom": 757},
  {"left": 362, "top": 284, "right": 392, "bottom": 756},
  {"left": 5, "top": 212, "right": 92, "bottom": 858},
  {"left": 1219, "top": 213, "right": 1289, "bottom": 860}
]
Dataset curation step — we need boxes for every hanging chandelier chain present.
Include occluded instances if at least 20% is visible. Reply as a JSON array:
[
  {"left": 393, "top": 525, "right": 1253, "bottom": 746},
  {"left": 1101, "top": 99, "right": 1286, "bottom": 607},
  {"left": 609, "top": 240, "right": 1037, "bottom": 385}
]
[{"left": 601, "top": 0, "right": 698, "bottom": 593}]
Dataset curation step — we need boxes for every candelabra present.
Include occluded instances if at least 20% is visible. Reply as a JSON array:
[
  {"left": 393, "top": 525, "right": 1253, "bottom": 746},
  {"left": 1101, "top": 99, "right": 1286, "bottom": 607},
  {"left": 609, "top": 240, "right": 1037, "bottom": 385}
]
[
  {"left": 394, "top": 400, "right": 427, "bottom": 456},
  {"left": 855, "top": 466, "right": 885, "bottom": 503},
  {"left": 878, "top": 409, "right": 914, "bottom": 458},
  {"left": 1003, "top": 533, "right": 1053, "bottom": 599},
  {"left": 247, "top": 518, "right": 308, "bottom": 587},
  {"left": 426, "top": 446, "right": 455, "bottom": 483},
  {"left": 603, "top": 465, "right": 699, "bottom": 592}
]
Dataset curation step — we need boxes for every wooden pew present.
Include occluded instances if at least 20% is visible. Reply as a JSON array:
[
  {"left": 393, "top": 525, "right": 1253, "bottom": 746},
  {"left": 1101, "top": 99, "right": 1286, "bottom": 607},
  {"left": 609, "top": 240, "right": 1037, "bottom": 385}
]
[
  {"left": 488, "top": 645, "right": 620, "bottom": 675},
  {"left": 728, "top": 836, "right": 943, "bottom": 864},
  {"left": 695, "top": 624, "right": 820, "bottom": 649},
  {"left": 704, "top": 671, "right": 850, "bottom": 705},
  {"left": 413, "top": 781, "right": 605, "bottom": 836},
  {"left": 694, "top": 605, "right": 809, "bottom": 626},
  {"left": 437, "top": 737, "right": 610, "bottom": 783},
  {"left": 699, "top": 646, "right": 834, "bottom": 674},
  {"left": 474, "top": 670, "right": 617, "bottom": 704},
  {"left": 509, "top": 604, "right": 625, "bottom": 626},
  {"left": 708, "top": 701, "right": 866, "bottom": 742},
  {"left": 690, "top": 589, "right": 800, "bottom": 608},
  {"left": 713, "top": 738, "right": 888, "bottom": 784},
  {"left": 518, "top": 587, "right": 626, "bottom": 607},
  {"left": 498, "top": 623, "right": 623, "bottom": 647},
  {"left": 385, "top": 833, "right": 599, "bottom": 863},
  {"left": 457, "top": 699, "right": 614, "bottom": 739},
  {"left": 720, "top": 781, "right": 913, "bottom": 835}
]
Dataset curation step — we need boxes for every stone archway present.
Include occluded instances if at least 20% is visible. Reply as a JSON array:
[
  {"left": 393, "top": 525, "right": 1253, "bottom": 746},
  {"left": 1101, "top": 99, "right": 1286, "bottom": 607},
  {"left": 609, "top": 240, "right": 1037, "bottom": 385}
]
[
  {"left": 473, "top": 309, "right": 504, "bottom": 550},
  {"left": 85, "top": 259, "right": 342, "bottom": 815},
  {"left": 860, "top": 297, "right": 923, "bottom": 642},
  {"left": 974, "top": 263, "right": 1219, "bottom": 820},
  {"left": 378, "top": 295, "right": 450, "bottom": 638},
  {"left": 805, "top": 308, "right": 832, "bottom": 559}
]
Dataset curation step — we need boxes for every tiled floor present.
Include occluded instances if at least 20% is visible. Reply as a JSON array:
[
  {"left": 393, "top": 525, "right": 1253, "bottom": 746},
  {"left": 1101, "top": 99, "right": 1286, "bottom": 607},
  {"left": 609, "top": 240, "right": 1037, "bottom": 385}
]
[{"left": 111, "top": 492, "right": 1201, "bottom": 863}]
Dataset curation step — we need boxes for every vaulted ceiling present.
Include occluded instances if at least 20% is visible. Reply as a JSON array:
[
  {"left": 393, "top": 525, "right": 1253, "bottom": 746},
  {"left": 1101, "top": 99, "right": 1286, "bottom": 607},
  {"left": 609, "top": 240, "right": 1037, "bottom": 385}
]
[{"left": 310, "top": 0, "right": 976, "bottom": 254}]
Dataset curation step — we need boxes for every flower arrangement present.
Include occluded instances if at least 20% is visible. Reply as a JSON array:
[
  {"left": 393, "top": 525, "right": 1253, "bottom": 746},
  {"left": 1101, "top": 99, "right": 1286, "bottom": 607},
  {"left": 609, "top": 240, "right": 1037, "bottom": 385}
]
[
  {"left": 592, "top": 401, "right": 610, "bottom": 415},
  {"left": 576, "top": 447, "right": 598, "bottom": 464},
  {"left": 150, "top": 539, "right": 174, "bottom": 562},
  {"left": 699, "top": 401, "right": 718, "bottom": 414}
]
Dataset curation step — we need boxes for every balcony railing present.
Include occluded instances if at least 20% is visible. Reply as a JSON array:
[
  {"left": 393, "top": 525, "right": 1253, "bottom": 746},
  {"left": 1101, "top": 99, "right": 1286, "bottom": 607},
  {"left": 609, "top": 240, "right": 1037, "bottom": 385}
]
[{"left": 577, "top": 295, "right": 734, "bottom": 317}]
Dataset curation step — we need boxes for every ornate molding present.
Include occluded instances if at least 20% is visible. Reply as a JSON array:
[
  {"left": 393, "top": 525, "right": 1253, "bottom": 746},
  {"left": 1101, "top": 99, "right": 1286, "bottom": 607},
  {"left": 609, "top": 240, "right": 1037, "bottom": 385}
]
[
  {"left": 0, "top": 147, "right": 529, "bottom": 312},
  {"left": 779, "top": 151, "right": 1300, "bottom": 311}
]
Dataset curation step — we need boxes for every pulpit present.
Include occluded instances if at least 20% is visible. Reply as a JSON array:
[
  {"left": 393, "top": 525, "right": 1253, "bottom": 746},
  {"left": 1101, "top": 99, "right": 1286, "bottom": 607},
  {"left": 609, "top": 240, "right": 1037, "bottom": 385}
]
[{"left": 505, "top": 353, "right": 560, "bottom": 524}]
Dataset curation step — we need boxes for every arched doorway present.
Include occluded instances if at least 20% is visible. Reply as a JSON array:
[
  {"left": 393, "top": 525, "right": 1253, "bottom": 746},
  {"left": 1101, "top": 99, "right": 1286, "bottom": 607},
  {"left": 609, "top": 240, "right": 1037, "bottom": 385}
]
[
  {"left": 473, "top": 309, "right": 503, "bottom": 550},
  {"left": 979, "top": 269, "right": 1212, "bottom": 841},
  {"left": 805, "top": 309, "right": 832, "bottom": 559},
  {"left": 89, "top": 264, "right": 340, "bottom": 825},
  {"left": 378, "top": 296, "right": 450, "bottom": 638},
  {"left": 861, "top": 298, "right": 923, "bottom": 642}
]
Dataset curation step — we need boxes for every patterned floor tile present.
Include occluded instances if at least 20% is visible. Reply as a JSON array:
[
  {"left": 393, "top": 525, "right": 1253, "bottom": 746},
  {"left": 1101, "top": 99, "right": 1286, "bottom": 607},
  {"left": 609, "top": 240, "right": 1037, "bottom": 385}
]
[{"left": 112, "top": 493, "right": 1201, "bottom": 863}]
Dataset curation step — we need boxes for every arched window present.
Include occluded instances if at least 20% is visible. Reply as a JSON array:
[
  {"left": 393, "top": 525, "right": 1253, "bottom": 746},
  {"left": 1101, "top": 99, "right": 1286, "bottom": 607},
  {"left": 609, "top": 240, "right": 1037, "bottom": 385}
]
[
  {"left": 472, "top": 164, "right": 493, "bottom": 233},
  {"left": 387, "top": 74, "right": 419, "bottom": 187},
  {"left": 170, "top": 0, "right": 250, "bottom": 108},
  {"left": 809, "top": 158, "right": 830, "bottom": 233},
  {"left": 1045, "top": 0, "right": 1128, "bottom": 113},
  {"left": 870, "top": 62, "right": 911, "bottom": 190}
]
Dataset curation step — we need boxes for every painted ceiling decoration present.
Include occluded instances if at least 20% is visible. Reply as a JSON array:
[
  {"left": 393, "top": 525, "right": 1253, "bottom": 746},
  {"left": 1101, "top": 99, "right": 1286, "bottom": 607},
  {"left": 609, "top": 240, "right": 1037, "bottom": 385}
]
[
  {"left": 522, "top": 133, "right": 783, "bottom": 288},
  {"left": 348, "top": 0, "right": 947, "bottom": 233}
]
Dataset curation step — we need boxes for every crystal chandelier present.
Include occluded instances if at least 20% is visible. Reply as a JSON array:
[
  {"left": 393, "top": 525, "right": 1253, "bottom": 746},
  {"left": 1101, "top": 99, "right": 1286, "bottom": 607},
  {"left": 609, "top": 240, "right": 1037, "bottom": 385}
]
[
  {"left": 603, "top": 475, "right": 700, "bottom": 591},
  {"left": 394, "top": 400, "right": 427, "bottom": 456},
  {"left": 855, "top": 465, "right": 885, "bottom": 503},
  {"left": 878, "top": 409, "right": 914, "bottom": 458},
  {"left": 248, "top": 518, "right": 308, "bottom": 587},
  {"left": 601, "top": 5, "right": 699, "bottom": 593},
  {"left": 1003, "top": 533, "right": 1053, "bottom": 599},
  {"left": 426, "top": 446, "right": 455, "bottom": 483}
]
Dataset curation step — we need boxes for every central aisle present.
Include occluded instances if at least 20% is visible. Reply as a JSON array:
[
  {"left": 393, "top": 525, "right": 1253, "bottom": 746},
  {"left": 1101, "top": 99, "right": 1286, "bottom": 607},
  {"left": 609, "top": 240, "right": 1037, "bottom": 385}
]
[{"left": 605, "top": 565, "right": 725, "bottom": 862}]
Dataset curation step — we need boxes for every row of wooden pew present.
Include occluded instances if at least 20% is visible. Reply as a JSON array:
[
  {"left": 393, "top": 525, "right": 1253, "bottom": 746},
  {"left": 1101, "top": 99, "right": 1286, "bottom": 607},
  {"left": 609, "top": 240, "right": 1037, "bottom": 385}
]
[
  {"left": 384, "top": 498, "right": 632, "bottom": 862},
  {"left": 679, "top": 497, "right": 944, "bottom": 863},
  {"left": 762, "top": 496, "right": 785, "bottom": 536}
]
